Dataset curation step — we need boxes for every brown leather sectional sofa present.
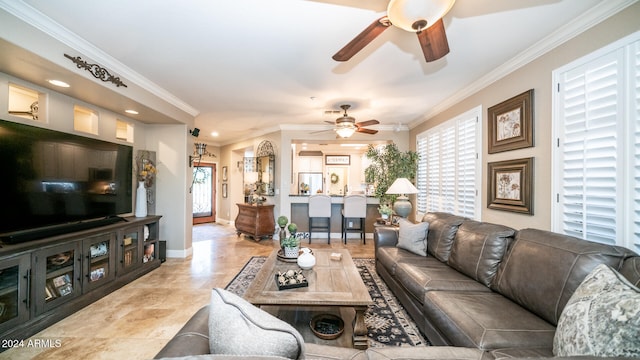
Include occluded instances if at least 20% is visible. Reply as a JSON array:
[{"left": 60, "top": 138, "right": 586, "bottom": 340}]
[
  {"left": 154, "top": 212, "right": 639, "bottom": 359},
  {"left": 374, "top": 212, "right": 640, "bottom": 357}
]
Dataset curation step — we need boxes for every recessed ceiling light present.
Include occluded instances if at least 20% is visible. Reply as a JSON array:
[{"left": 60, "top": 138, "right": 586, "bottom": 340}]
[
  {"left": 125, "top": 110, "right": 139, "bottom": 115},
  {"left": 48, "top": 79, "right": 70, "bottom": 87},
  {"left": 211, "top": 131, "right": 219, "bottom": 137}
]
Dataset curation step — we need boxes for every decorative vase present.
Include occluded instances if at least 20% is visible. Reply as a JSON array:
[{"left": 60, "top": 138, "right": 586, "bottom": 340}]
[
  {"left": 297, "top": 248, "right": 316, "bottom": 270},
  {"left": 135, "top": 181, "right": 148, "bottom": 217},
  {"left": 283, "top": 246, "right": 299, "bottom": 258},
  {"left": 381, "top": 213, "right": 389, "bottom": 220}
]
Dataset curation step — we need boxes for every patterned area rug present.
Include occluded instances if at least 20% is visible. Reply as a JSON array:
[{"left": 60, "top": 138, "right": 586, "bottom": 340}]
[{"left": 225, "top": 257, "right": 428, "bottom": 348}]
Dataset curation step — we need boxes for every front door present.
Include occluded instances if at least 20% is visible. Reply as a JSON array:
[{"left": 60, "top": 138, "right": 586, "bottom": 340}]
[{"left": 193, "top": 163, "right": 216, "bottom": 224}]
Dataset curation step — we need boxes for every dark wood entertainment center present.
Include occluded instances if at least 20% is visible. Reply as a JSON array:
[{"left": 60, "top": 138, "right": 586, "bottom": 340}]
[{"left": 0, "top": 215, "right": 162, "bottom": 344}]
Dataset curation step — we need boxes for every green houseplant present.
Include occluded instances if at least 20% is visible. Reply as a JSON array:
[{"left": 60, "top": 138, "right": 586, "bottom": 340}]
[
  {"left": 281, "top": 235, "right": 300, "bottom": 258},
  {"left": 378, "top": 204, "right": 393, "bottom": 219},
  {"left": 365, "top": 143, "right": 419, "bottom": 205}
]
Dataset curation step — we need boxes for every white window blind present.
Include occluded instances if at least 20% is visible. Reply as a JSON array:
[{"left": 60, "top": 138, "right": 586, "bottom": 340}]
[
  {"left": 416, "top": 107, "right": 480, "bottom": 219},
  {"left": 553, "top": 31, "right": 640, "bottom": 252}
]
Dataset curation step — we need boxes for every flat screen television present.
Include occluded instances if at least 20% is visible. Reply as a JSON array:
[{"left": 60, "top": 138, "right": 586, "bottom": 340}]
[{"left": 0, "top": 119, "right": 133, "bottom": 244}]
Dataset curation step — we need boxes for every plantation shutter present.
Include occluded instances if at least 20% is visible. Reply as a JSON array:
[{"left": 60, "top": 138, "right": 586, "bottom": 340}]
[
  {"left": 554, "top": 32, "right": 640, "bottom": 252},
  {"left": 631, "top": 39, "right": 640, "bottom": 252},
  {"left": 416, "top": 108, "right": 479, "bottom": 219},
  {"left": 456, "top": 117, "right": 478, "bottom": 218},
  {"left": 416, "top": 136, "right": 428, "bottom": 213}
]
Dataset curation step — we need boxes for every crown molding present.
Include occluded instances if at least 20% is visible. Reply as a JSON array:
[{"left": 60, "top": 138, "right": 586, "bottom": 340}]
[
  {"left": 0, "top": 0, "right": 199, "bottom": 117},
  {"left": 409, "top": 0, "right": 637, "bottom": 128}
]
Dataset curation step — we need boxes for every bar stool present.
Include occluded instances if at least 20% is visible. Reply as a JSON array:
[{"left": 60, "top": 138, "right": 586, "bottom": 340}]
[
  {"left": 308, "top": 194, "right": 331, "bottom": 244},
  {"left": 341, "top": 194, "right": 367, "bottom": 244}
]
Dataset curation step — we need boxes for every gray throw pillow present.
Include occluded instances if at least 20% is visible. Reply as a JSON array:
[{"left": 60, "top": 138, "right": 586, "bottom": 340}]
[
  {"left": 209, "top": 288, "right": 305, "bottom": 359},
  {"left": 396, "top": 219, "right": 429, "bottom": 256},
  {"left": 553, "top": 264, "right": 640, "bottom": 357}
]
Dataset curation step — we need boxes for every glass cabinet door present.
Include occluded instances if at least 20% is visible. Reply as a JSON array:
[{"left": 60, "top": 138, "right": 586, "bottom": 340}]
[
  {"left": 34, "top": 241, "right": 82, "bottom": 315},
  {"left": 83, "top": 233, "right": 116, "bottom": 292},
  {"left": 0, "top": 254, "right": 30, "bottom": 333},
  {"left": 119, "top": 226, "right": 142, "bottom": 273}
]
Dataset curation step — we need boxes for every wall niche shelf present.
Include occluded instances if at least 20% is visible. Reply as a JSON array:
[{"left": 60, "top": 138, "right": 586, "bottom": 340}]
[{"left": 8, "top": 83, "right": 45, "bottom": 122}]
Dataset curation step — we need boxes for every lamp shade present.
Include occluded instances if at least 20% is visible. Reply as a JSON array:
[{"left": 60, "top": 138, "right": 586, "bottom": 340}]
[
  {"left": 387, "top": 0, "right": 456, "bottom": 32},
  {"left": 386, "top": 178, "right": 418, "bottom": 218},
  {"left": 386, "top": 178, "right": 419, "bottom": 195}
]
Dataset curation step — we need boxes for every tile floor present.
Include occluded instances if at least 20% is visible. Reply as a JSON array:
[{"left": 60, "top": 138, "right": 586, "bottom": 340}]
[{"left": 0, "top": 223, "right": 374, "bottom": 360}]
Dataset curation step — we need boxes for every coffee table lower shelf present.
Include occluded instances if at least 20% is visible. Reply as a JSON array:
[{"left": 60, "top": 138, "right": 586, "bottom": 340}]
[{"left": 261, "top": 305, "right": 368, "bottom": 349}]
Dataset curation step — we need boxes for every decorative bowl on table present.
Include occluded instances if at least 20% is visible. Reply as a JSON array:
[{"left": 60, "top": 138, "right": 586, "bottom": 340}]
[{"left": 310, "top": 314, "right": 344, "bottom": 340}]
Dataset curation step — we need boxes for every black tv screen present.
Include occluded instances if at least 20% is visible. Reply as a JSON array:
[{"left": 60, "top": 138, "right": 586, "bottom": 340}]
[{"left": 0, "top": 119, "right": 133, "bottom": 243}]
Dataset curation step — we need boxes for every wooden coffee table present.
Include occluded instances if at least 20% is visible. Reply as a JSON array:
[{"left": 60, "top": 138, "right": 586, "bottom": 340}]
[{"left": 243, "top": 249, "right": 373, "bottom": 349}]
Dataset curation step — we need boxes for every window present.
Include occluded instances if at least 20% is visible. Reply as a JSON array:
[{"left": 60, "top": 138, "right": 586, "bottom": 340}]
[
  {"left": 416, "top": 106, "right": 481, "bottom": 219},
  {"left": 552, "top": 31, "right": 640, "bottom": 252}
]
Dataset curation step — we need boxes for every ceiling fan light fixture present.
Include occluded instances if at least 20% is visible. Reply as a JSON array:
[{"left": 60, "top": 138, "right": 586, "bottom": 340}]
[
  {"left": 387, "top": 0, "right": 456, "bottom": 32},
  {"left": 335, "top": 126, "right": 356, "bottom": 138}
]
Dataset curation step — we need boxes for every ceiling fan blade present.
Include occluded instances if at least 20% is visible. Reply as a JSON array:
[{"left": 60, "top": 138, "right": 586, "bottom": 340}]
[
  {"left": 332, "top": 16, "right": 391, "bottom": 62},
  {"left": 355, "top": 119, "right": 379, "bottom": 127},
  {"left": 311, "top": 129, "right": 332, "bottom": 134},
  {"left": 356, "top": 127, "right": 378, "bottom": 135},
  {"left": 324, "top": 120, "right": 336, "bottom": 125},
  {"left": 416, "top": 18, "right": 450, "bottom": 62}
]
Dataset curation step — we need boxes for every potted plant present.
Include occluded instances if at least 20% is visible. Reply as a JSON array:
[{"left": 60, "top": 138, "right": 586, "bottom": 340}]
[
  {"left": 378, "top": 204, "right": 393, "bottom": 220},
  {"left": 281, "top": 235, "right": 300, "bottom": 258},
  {"left": 365, "top": 143, "right": 419, "bottom": 205}
]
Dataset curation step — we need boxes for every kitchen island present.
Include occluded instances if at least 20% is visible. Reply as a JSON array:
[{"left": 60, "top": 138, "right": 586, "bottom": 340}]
[{"left": 289, "top": 195, "right": 380, "bottom": 241}]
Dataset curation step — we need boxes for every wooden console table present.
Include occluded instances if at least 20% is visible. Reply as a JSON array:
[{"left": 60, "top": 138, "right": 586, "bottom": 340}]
[{"left": 235, "top": 203, "right": 275, "bottom": 240}]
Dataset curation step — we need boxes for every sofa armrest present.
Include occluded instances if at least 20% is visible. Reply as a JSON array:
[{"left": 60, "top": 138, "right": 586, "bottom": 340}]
[
  {"left": 374, "top": 227, "right": 399, "bottom": 252},
  {"left": 154, "top": 305, "right": 210, "bottom": 359}
]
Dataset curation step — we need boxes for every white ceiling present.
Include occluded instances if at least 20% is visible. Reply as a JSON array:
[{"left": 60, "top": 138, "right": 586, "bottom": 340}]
[{"left": 0, "top": 0, "right": 631, "bottom": 145}]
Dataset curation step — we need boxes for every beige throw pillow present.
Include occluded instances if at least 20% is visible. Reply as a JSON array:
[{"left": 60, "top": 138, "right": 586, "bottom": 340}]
[
  {"left": 209, "top": 288, "right": 305, "bottom": 359},
  {"left": 396, "top": 219, "right": 429, "bottom": 256}
]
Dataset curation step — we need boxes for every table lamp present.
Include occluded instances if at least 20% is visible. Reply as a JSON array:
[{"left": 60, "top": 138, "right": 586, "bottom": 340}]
[{"left": 385, "top": 178, "right": 419, "bottom": 218}]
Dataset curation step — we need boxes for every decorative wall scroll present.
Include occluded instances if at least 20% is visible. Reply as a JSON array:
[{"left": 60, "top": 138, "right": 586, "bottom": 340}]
[
  {"left": 487, "top": 157, "right": 534, "bottom": 214},
  {"left": 64, "top": 53, "right": 128, "bottom": 88},
  {"left": 488, "top": 89, "right": 534, "bottom": 154}
]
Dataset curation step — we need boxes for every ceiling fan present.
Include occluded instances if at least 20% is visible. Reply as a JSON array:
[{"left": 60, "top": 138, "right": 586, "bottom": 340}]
[
  {"left": 325, "top": 105, "right": 379, "bottom": 138},
  {"left": 333, "top": 0, "right": 455, "bottom": 63}
]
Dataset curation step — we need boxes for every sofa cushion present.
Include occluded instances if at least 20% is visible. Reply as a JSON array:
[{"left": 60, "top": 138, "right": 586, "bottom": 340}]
[
  {"left": 422, "top": 212, "right": 466, "bottom": 262},
  {"left": 448, "top": 220, "right": 514, "bottom": 287},
  {"left": 209, "top": 288, "right": 305, "bottom": 359},
  {"left": 396, "top": 219, "right": 429, "bottom": 256},
  {"left": 553, "top": 264, "right": 640, "bottom": 357},
  {"left": 492, "top": 228, "right": 636, "bottom": 325},
  {"left": 395, "top": 262, "right": 490, "bottom": 304},
  {"left": 366, "top": 346, "right": 487, "bottom": 360},
  {"left": 422, "top": 291, "right": 555, "bottom": 350}
]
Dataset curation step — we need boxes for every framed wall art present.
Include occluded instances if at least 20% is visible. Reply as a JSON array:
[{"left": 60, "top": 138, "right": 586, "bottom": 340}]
[
  {"left": 487, "top": 157, "right": 534, "bottom": 214},
  {"left": 487, "top": 89, "right": 534, "bottom": 154},
  {"left": 222, "top": 166, "right": 228, "bottom": 182},
  {"left": 222, "top": 183, "right": 228, "bottom": 198},
  {"left": 325, "top": 155, "right": 350, "bottom": 165}
]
